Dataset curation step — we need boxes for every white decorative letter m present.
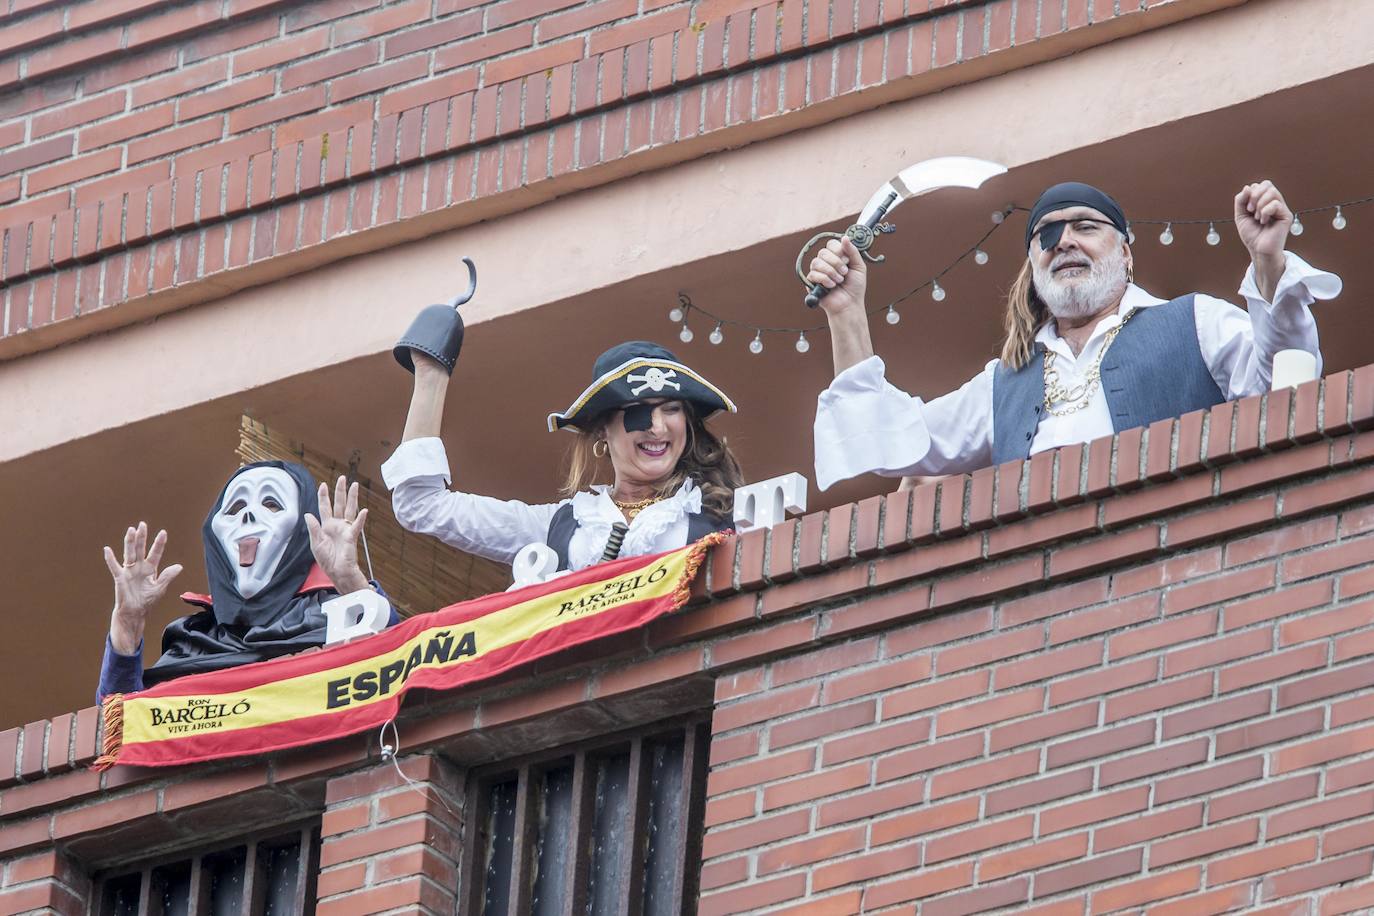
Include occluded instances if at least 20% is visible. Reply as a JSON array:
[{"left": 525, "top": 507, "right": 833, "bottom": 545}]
[{"left": 733, "top": 472, "right": 808, "bottom": 533}]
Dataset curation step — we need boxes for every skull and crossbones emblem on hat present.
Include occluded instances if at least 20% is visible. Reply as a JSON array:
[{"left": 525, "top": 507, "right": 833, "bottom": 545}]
[
  {"left": 548, "top": 342, "right": 736, "bottom": 432},
  {"left": 627, "top": 366, "right": 681, "bottom": 396}
]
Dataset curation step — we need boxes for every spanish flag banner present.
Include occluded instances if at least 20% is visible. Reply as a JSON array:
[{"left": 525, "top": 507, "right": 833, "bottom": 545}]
[{"left": 95, "top": 535, "right": 719, "bottom": 770}]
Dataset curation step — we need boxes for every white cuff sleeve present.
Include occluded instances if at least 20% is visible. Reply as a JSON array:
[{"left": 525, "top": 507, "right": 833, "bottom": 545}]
[
  {"left": 1239, "top": 251, "right": 1343, "bottom": 310},
  {"left": 381, "top": 437, "right": 452, "bottom": 490},
  {"left": 814, "top": 355, "right": 932, "bottom": 491}
]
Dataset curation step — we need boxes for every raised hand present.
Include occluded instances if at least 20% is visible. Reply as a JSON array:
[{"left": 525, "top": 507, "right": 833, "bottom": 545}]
[
  {"left": 807, "top": 235, "right": 878, "bottom": 375},
  {"left": 304, "top": 476, "right": 371, "bottom": 595},
  {"left": 806, "top": 236, "right": 869, "bottom": 317},
  {"left": 104, "top": 522, "right": 183, "bottom": 655},
  {"left": 1235, "top": 180, "right": 1291, "bottom": 301}
]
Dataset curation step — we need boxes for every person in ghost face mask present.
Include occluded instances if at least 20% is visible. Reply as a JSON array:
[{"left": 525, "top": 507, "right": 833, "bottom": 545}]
[{"left": 96, "top": 462, "right": 395, "bottom": 702}]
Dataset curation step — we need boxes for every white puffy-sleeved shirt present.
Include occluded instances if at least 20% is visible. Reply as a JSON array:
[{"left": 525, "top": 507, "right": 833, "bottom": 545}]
[
  {"left": 814, "top": 252, "right": 1342, "bottom": 489},
  {"left": 380, "top": 437, "right": 703, "bottom": 571}
]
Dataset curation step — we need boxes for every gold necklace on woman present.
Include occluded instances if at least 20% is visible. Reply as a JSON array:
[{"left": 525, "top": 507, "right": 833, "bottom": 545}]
[
  {"left": 1042, "top": 307, "right": 1138, "bottom": 417},
  {"left": 612, "top": 493, "right": 664, "bottom": 522}
]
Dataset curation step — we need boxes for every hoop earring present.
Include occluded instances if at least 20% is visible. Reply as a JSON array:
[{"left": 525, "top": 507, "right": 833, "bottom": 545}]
[{"left": 592, "top": 439, "right": 608, "bottom": 458}]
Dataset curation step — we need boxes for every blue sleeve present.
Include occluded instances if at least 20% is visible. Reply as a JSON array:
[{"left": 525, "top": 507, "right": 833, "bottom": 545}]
[
  {"left": 97, "top": 637, "right": 145, "bottom": 704},
  {"left": 370, "top": 580, "right": 400, "bottom": 626}
]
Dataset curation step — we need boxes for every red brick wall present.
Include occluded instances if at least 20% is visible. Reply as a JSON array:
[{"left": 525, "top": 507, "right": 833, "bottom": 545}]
[
  {"left": 689, "top": 376, "right": 1374, "bottom": 914},
  {"left": 5, "top": 368, "right": 1374, "bottom": 913},
  {"left": 0, "top": 0, "right": 1236, "bottom": 353},
  {"left": 704, "top": 526, "right": 1374, "bottom": 913},
  {"left": 317, "top": 755, "right": 463, "bottom": 915},
  {"left": 0, "top": 850, "right": 87, "bottom": 916}
]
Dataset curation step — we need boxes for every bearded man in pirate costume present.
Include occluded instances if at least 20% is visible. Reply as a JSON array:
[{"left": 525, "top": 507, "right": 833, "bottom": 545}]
[
  {"left": 383, "top": 342, "right": 744, "bottom": 573},
  {"left": 806, "top": 180, "right": 1343, "bottom": 488},
  {"left": 97, "top": 463, "right": 396, "bottom": 702}
]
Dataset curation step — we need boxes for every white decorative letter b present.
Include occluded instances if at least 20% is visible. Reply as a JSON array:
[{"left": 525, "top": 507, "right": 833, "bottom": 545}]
[{"left": 323, "top": 589, "right": 391, "bottom": 646}]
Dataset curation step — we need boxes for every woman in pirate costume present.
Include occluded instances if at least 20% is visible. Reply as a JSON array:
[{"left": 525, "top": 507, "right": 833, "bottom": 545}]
[{"left": 382, "top": 341, "right": 744, "bottom": 573}]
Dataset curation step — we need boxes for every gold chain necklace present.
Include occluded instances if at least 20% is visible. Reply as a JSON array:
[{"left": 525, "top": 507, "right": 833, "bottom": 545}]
[
  {"left": 612, "top": 494, "right": 664, "bottom": 522},
  {"left": 1042, "top": 308, "right": 1137, "bottom": 417}
]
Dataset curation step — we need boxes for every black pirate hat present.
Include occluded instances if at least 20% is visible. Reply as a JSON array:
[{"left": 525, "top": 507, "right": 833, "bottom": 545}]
[{"left": 547, "top": 341, "right": 737, "bottom": 433}]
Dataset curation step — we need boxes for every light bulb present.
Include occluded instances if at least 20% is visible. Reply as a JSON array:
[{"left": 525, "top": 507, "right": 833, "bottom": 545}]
[
  {"left": 709, "top": 323, "right": 724, "bottom": 345},
  {"left": 885, "top": 306, "right": 900, "bottom": 325},
  {"left": 991, "top": 210, "right": 1005, "bottom": 225},
  {"left": 795, "top": 332, "right": 810, "bottom": 353},
  {"left": 1333, "top": 207, "right": 1347, "bottom": 231},
  {"left": 668, "top": 305, "right": 684, "bottom": 323},
  {"left": 749, "top": 332, "right": 763, "bottom": 354},
  {"left": 679, "top": 323, "right": 693, "bottom": 343},
  {"left": 974, "top": 248, "right": 989, "bottom": 265},
  {"left": 1291, "top": 213, "right": 1304, "bottom": 236},
  {"left": 1206, "top": 223, "right": 1221, "bottom": 246},
  {"left": 1159, "top": 223, "right": 1174, "bottom": 246},
  {"left": 931, "top": 281, "right": 945, "bottom": 302}
]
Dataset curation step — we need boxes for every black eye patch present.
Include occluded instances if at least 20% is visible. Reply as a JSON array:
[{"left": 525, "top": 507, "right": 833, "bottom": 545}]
[
  {"left": 622, "top": 403, "right": 655, "bottom": 432},
  {"left": 1031, "top": 218, "right": 1118, "bottom": 253},
  {"left": 1033, "top": 219, "right": 1069, "bottom": 252}
]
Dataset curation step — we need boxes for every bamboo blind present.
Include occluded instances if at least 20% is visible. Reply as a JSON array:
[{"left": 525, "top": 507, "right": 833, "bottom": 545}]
[{"left": 236, "top": 415, "right": 511, "bottom": 616}]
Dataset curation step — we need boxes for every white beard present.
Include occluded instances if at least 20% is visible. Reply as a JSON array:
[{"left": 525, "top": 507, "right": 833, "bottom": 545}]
[{"left": 1033, "top": 245, "right": 1129, "bottom": 322}]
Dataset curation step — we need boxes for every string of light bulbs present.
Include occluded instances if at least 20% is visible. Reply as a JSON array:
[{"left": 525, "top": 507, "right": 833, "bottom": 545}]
[{"left": 668, "top": 192, "right": 1371, "bottom": 355}]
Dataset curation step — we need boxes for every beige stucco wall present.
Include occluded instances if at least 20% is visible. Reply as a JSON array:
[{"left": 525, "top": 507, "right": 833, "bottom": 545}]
[{"left": 3, "top": 0, "right": 1371, "bottom": 464}]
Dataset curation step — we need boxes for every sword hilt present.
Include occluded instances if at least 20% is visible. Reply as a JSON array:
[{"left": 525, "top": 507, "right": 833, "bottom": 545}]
[{"left": 799, "top": 190, "right": 900, "bottom": 309}]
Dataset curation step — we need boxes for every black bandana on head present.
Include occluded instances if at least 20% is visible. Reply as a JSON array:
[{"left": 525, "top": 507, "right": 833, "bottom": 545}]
[
  {"left": 143, "top": 461, "right": 329, "bottom": 687},
  {"left": 1026, "top": 182, "right": 1129, "bottom": 252}
]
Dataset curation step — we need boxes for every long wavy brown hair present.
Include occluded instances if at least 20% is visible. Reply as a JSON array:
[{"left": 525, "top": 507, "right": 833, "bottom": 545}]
[
  {"left": 559, "top": 402, "right": 744, "bottom": 520},
  {"left": 1000, "top": 258, "right": 1052, "bottom": 371}
]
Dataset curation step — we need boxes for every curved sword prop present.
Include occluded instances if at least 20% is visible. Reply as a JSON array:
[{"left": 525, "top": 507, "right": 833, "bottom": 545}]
[{"left": 796, "top": 156, "right": 1007, "bottom": 308}]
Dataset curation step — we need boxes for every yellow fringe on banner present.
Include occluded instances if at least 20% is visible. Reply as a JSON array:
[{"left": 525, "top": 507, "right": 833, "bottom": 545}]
[
  {"left": 92, "top": 694, "right": 125, "bottom": 771},
  {"left": 671, "top": 530, "right": 729, "bottom": 609}
]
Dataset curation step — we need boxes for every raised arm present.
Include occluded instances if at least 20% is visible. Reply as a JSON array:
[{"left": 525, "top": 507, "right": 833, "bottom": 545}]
[
  {"left": 1235, "top": 180, "right": 1295, "bottom": 305},
  {"left": 1198, "top": 182, "right": 1342, "bottom": 398},
  {"left": 806, "top": 234, "right": 998, "bottom": 488},
  {"left": 402, "top": 353, "right": 450, "bottom": 442},
  {"left": 385, "top": 356, "right": 564, "bottom": 569},
  {"left": 807, "top": 236, "right": 875, "bottom": 375},
  {"left": 98, "top": 522, "right": 183, "bottom": 701}
]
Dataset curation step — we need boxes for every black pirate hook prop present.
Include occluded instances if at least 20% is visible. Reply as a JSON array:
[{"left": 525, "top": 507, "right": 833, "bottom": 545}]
[
  {"left": 394, "top": 256, "right": 478, "bottom": 374},
  {"left": 797, "top": 157, "right": 1007, "bottom": 308}
]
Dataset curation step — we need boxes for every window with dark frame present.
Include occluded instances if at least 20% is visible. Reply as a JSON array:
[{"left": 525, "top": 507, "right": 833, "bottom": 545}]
[
  {"left": 95, "top": 822, "right": 320, "bottom": 916},
  {"left": 463, "top": 716, "right": 711, "bottom": 916}
]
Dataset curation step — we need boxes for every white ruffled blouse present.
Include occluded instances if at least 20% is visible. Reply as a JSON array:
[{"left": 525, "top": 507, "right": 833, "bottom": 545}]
[{"left": 380, "top": 437, "right": 704, "bottom": 572}]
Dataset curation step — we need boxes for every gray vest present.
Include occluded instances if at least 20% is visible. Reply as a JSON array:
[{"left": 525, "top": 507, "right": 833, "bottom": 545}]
[{"left": 991, "top": 295, "right": 1225, "bottom": 464}]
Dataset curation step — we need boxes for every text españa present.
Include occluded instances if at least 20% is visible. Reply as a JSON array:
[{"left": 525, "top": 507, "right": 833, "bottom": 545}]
[{"left": 325, "top": 629, "right": 477, "bottom": 709}]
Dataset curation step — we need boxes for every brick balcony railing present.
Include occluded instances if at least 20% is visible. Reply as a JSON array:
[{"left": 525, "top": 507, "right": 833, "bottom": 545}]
[{"left": 6, "top": 365, "right": 1374, "bottom": 912}]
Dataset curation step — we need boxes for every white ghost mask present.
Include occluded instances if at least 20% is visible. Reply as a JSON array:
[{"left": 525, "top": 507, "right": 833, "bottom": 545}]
[{"left": 209, "top": 467, "right": 301, "bottom": 599}]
